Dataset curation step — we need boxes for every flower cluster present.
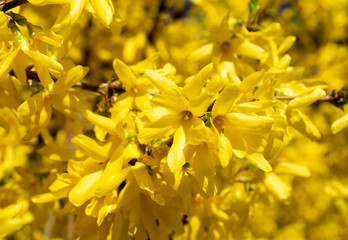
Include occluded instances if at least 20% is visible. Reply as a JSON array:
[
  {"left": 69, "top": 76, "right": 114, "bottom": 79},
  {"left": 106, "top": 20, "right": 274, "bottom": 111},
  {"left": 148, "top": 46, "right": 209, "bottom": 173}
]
[{"left": 0, "top": 0, "right": 347, "bottom": 239}]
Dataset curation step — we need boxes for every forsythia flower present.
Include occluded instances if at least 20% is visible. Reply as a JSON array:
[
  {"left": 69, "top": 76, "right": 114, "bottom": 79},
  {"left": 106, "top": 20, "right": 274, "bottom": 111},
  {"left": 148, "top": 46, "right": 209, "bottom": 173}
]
[
  {"left": 27, "top": 0, "right": 115, "bottom": 27},
  {"left": 0, "top": 0, "right": 347, "bottom": 239}
]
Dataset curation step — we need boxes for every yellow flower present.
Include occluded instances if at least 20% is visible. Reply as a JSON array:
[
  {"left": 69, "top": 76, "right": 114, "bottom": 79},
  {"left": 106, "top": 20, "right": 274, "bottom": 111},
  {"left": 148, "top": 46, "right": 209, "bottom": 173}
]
[
  {"left": 211, "top": 81, "right": 274, "bottom": 172},
  {"left": 0, "top": 186, "right": 34, "bottom": 237},
  {"left": 110, "top": 58, "right": 154, "bottom": 128},
  {"left": 28, "top": 0, "right": 115, "bottom": 27},
  {"left": 16, "top": 65, "right": 92, "bottom": 139},
  {"left": 138, "top": 63, "right": 214, "bottom": 173}
]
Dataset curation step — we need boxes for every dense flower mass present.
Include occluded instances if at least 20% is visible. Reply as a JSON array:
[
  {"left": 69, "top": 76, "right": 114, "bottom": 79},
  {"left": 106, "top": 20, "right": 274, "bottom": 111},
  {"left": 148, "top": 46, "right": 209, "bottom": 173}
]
[{"left": 0, "top": 0, "right": 348, "bottom": 239}]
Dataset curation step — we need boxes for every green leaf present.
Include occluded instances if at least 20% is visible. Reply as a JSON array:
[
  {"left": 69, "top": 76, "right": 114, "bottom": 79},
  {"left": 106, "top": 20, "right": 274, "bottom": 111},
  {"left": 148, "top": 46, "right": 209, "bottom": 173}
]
[
  {"left": 249, "top": 0, "right": 260, "bottom": 20},
  {"left": 337, "top": 85, "right": 348, "bottom": 110}
]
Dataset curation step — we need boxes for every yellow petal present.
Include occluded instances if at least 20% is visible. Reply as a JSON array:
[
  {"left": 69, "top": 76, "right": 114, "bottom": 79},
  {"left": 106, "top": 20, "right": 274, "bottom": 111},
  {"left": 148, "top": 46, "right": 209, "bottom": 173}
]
[
  {"left": 134, "top": 94, "right": 152, "bottom": 110},
  {"left": 69, "top": 0, "right": 86, "bottom": 24},
  {"left": 32, "top": 188, "right": 70, "bottom": 203},
  {"left": 85, "top": 197, "right": 103, "bottom": 218},
  {"left": 142, "top": 107, "right": 170, "bottom": 122},
  {"left": 145, "top": 69, "right": 179, "bottom": 92},
  {"left": 110, "top": 93, "right": 133, "bottom": 125},
  {"left": 187, "top": 91, "right": 212, "bottom": 117},
  {"left": 287, "top": 109, "right": 321, "bottom": 141},
  {"left": 49, "top": 174, "right": 75, "bottom": 192},
  {"left": 246, "top": 153, "right": 272, "bottom": 172},
  {"left": 278, "top": 36, "right": 296, "bottom": 55},
  {"left": 23, "top": 103, "right": 52, "bottom": 140},
  {"left": 212, "top": 83, "right": 240, "bottom": 117},
  {"left": 218, "top": 135, "right": 233, "bottom": 168},
  {"left": 264, "top": 173, "right": 291, "bottom": 200},
  {"left": 0, "top": 202, "right": 33, "bottom": 235},
  {"left": 235, "top": 100, "right": 275, "bottom": 113},
  {"left": 232, "top": 38, "right": 266, "bottom": 59},
  {"left": 81, "top": 109, "right": 117, "bottom": 135},
  {"left": 187, "top": 125, "right": 218, "bottom": 145},
  {"left": 116, "top": 176, "right": 139, "bottom": 210},
  {"left": 123, "top": 142, "right": 140, "bottom": 162},
  {"left": 240, "top": 70, "right": 264, "bottom": 93},
  {"left": 287, "top": 87, "right": 326, "bottom": 109},
  {"left": 111, "top": 212, "right": 129, "bottom": 240},
  {"left": 34, "top": 30, "right": 64, "bottom": 47},
  {"left": 71, "top": 134, "right": 107, "bottom": 162},
  {"left": 95, "top": 148, "right": 126, "bottom": 197},
  {"left": 275, "top": 162, "right": 310, "bottom": 177},
  {"left": 28, "top": 0, "right": 69, "bottom": 5},
  {"left": 32, "top": 59, "right": 54, "bottom": 90},
  {"left": 23, "top": 50, "right": 63, "bottom": 75},
  {"left": 90, "top": 0, "right": 114, "bottom": 27},
  {"left": 186, "top": 43, "right": 214, "bottom": 62},
  {"left": 11, "top": 52, "right": 28, "bottom": 84},
  {"left": 167, "top": 125, "right": 186, "bottom": 172},
  {"left": 218, "top": 15, "right": 229, "bottom": 43},
  {"left": 137, "top": 113, "right": 179, "bottom": 143},
  {"left": 16, "top": 92, "right": 45, "bottom": 125},
  {"left": 0, "top": 48, "right": 19, "bottom": 76},
  {"left": 69, "top": 170, "right": 103, "bottom": 207},
  {"left": 331, "top": 113, "right": 348, "bottom": 135},
  {"left": 113, "top": 59, "right": 137, "bottom": 91},
  {"left": 183, "top": 63, "right": 213, "bottom": 100},
  {"left": 224, "top": 112, "right": 274, "bottom": 132},
  {"left": 54, "top": 65, "right": 89, "bottom": 94},
  {"left": 193, "top": 147, "right": 215, "bottom": 177},
  {"left": 151, "top": 88, "right": 187, "bottom": 111},
  {"left": 228, "top": 134, "right": 247, "bottom": 158},
  {"left": 132, "top": 164, "right": 154, "bottom": 195},
  {"left": 97, "top": 191, "right": 118, "bottom": 226}
]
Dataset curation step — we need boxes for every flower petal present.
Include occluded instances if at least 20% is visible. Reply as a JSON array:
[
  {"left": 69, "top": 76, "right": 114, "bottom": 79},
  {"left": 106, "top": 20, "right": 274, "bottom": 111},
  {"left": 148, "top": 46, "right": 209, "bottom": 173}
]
[
  {"left": 23, "top": 103, "right": 52, "bottom": 140},
  {"left": 246, "top": 153, "right": 272, "bottom": 172},
  {"left": 145, "top": 69, "right": 179, "bottom": 92},
  {"left": 287, "top": 109, "right": 321, "bottom": 140},
  {"left": 69, "top": 0, "right": 86, "bottom": 24},
  {"left": 287, "top": 87, "right": 326, "bottom": 109},
  {"left": 137, "top": 113, "right": 179, "bottom": 144},
  {"left": 95, "top": 147, "right": 127, "bottom": 197},
  {"left": 69, "top": 170, "right": 103, "bottom": 207},
  {"left": 90, "top": 0, "right": 114, "bottom": 27},
  {"left": 54, "top": 65, "right": 89, "bottom": 94},
  {"left": 71, "top": 134, "right": 107, "bottom": 162},
  {"left": 183, "top": 63, "right": 213, "bottom": 100},
  {"left": 331, "top": 113, "right": 348, "bottom": 135},
  {"left": 212, "top": 83, "right": 240, "bottom": 117},
  {"left": 167, "top": 125, "right": 186, "bottom": 172},
  {"left": 113, "top": 59, "right": 137, "bottom": 91},
  {"left": 264, "top": 173, "right": 291, "bottom": 200},
  {"left": 16, "top": 92, "right": 45, "bottom": 125}
]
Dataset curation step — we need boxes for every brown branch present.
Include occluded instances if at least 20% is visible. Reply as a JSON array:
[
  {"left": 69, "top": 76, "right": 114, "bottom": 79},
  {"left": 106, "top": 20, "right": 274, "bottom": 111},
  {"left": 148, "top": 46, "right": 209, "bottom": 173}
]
[
  {"left": 9, "top": 67, "right": 125, "bottom": 97},
  {"left": 9, "top": 67, "right": 58, "bottom": 82},
  {"left": 273, "top": 95, "right": 296, "bottom": 100},
  {"left": 274, "top": 94, "right": 336, "bottom": 102},
  {"left": 2, "top": 0, "right": 28, "bottom": 12},
  {"left": 147, "top": 0, "right": 166, "bottom": 44},
  {"left": 274, "top": 95, "right": 333, "bottom": 101},
  {"left": 9, "top": 66, "right": 346, "bottom": 110}
]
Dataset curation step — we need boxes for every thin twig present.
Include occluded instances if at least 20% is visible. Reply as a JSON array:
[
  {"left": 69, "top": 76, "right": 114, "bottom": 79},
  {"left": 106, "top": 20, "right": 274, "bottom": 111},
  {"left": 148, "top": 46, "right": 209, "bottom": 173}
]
[
  {"left": 2, "top": 0, "right": 28, "bottom": 12},
  {"left": 9, "top": 67, "right": 124, "bottom": 95},
  {"left": 147, "top": 0, "right": 166, "bottom": 44},
  {"left": 8, "top": 66, "right": 347, "bottom": 110},
  {"left": 275, "top": 94, "right": 337, "bottom": 102}
]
